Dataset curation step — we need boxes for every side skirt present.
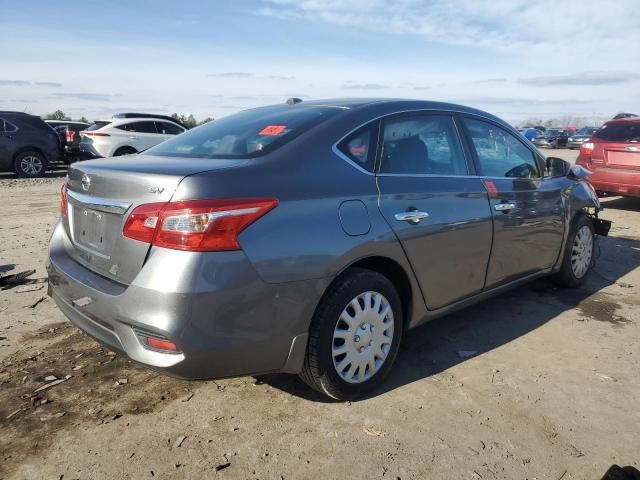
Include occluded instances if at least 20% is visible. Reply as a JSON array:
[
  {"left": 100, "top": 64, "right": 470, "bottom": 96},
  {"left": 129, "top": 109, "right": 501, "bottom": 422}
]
[{"left": 409, "top": 268, "right": 554, "bottom": 329}]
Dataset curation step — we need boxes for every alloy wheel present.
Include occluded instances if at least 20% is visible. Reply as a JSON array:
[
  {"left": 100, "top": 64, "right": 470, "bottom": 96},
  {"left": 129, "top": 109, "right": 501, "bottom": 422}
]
[{"left": 20, "top": 155, "right": 43, "bottom": 176}]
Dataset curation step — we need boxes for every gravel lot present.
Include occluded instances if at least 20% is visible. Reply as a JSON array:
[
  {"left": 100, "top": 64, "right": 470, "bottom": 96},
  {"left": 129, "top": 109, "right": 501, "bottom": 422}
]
[{"left": 1, "top": 150, "right": 639, "bottom": 479}]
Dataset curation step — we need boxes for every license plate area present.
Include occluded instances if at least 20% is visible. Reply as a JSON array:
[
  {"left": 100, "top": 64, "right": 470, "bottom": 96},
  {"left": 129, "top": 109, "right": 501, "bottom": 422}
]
[
  {"left": 607, "top": 151, "right": 640, "bottom": 168},
  {"left": 77, "top": 208, "right": 107, "bottom": 252}
]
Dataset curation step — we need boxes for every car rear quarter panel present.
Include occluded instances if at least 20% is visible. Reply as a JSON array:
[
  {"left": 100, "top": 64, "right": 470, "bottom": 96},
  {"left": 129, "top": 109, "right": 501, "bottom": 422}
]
[{"left": 171, "top": 114, "right": 427, "bottom": 327}]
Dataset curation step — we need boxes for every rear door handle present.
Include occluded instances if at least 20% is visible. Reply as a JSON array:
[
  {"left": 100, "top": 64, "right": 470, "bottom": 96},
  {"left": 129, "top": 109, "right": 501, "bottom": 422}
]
[
  {"left": 494, "top": 202, "right": 516, "bottom": 212},
  {"left": 129, "top": 136, "right": 138, "bottom": 139},
  {"left": 394, "top": 211, "right": 429, "bottom": 224}
]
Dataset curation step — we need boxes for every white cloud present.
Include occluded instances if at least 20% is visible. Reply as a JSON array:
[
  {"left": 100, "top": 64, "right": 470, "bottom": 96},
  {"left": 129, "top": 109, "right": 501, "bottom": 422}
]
[{"left": 259, "top": 0, "right": 640, "bottom": 63}]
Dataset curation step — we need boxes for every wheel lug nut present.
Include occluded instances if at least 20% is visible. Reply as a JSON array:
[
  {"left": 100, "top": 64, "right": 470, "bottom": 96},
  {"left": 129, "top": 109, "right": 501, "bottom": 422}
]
[
  {"left": 359, "top": 347, "right": 365, "bottom": 353},
  {"left": 354, "top": 335, "right": 360, "bottom": 342}
]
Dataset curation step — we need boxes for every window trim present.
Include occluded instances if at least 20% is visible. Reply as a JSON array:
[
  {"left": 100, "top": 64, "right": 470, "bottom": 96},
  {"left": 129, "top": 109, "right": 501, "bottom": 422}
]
[
  {"left": 376, "top": 112, "right": 472, "bottom": 177},
  {"left": 458, "top": 114, "right": 543, "bottom": 179},
  {"left": 332, "top": 107, "right": 539, "bottom": 178},
  {"left": 334, "top": 122, "right": 380, "bottom": 174}
]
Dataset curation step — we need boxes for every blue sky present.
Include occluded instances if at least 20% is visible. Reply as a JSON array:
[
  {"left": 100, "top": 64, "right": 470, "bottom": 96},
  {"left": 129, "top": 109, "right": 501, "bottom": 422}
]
[{"left": 1, "top": 0, "right": 639, "bottom": 124}]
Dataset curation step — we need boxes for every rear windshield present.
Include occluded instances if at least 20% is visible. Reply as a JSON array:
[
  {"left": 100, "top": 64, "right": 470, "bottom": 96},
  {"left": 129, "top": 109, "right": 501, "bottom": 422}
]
[
  {"left": 145, "top": 106, "right": 343, "bottom": 159},
  {"left": 594, "top": 123, "right": 640, "bottom": 142},
  {"left": 87, "top": 121, "right": 111, "bottom": 131}
]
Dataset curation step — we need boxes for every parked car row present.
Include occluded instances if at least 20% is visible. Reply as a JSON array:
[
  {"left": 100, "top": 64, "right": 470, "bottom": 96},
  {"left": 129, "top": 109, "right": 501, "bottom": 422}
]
[
  {"left": 533, "top": 128, "right": 573, "bottom": 148},
  {"left": 0, "top": 112, "right": 187, "bottom": 177},
  {"left": 519, "top": 125, "right": 600, "bottom": 150}
]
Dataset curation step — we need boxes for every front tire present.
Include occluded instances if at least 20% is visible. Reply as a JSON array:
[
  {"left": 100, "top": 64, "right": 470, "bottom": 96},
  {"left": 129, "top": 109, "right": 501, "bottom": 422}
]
[
  {"left": 14, "top": 151, "right": 47, "bottom": 178},
  {"left": 553, "top": 214, "right": 595, "bottom": 287},
  {"left": 300, "top": 268, "right": 403, "bottom": 401}
]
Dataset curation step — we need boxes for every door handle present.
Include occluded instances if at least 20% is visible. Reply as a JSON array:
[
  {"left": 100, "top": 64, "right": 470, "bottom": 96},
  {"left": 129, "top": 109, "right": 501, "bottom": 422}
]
[
  {"left": 494, "top": 202, "right": 516, "bottom": 212},
  {"left": 394, "top": 211, "right": 429, "bottom": 224},
  {"left": 129, "top": 136, "right": 138, "bottom": 139}
]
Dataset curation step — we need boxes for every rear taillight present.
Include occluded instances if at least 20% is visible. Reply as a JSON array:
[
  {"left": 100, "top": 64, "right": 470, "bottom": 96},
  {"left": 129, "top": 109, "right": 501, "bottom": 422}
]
[
  {"left": 580, "top": 142, "right": 594, "bottom": 155},
  {"left": 82, "top": 131, "right": 110, "bottom": 137},
  {"left": 123, "top": 198, "right": 278, "bottom": 251},
  {"left": 65, "top": 130, "right": 75, "bottom": 143},
  {"left": 60, "top": 183, "right": 68, "bottom": 216}
]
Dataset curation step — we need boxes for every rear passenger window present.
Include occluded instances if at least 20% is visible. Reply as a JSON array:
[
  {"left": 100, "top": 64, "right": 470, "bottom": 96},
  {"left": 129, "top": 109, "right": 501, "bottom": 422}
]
[
  {"left": 463, "top": 118, "right": 540, "bottom": 178},
  {"left": 156, "top": 122, "right": 184, "bottom": 135},
  {"left": 118, "top": 121, "right": 157, "bottom": 133},
  {"left": 380, "top": 114, "right": 467, "bottom": 175},
  {"left": 337, "top": 126, "right": 376, "bottom": 172}
]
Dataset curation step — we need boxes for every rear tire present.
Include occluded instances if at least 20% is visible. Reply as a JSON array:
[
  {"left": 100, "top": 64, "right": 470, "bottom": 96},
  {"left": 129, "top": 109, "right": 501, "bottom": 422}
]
[
  {"left": 552, "top": 214, "right": 595, "bottom": 287},
  {"left": 300, "top": 268, "right": 403, "bottom": 401},
  {"left": 14, "top": 151, "right": 47, "bottom": 178}
]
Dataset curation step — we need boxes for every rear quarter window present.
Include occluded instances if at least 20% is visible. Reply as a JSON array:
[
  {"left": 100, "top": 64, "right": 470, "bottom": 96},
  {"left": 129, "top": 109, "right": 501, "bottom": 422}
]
[{"left": 336, "top": 125, "right": 377, "bottom": 172}]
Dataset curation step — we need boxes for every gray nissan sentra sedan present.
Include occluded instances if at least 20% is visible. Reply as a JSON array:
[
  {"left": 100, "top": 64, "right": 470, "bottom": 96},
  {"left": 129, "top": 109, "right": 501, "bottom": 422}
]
[{"left": 47, "top": 98, "right": 610, "bottom": 400}]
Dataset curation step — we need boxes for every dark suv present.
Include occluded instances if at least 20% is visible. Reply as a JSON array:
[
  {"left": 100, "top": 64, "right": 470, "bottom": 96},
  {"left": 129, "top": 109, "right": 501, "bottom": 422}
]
[
  {"left": 0, "top": 112, "right": 62, "bottom": 177},
  {"left": 45, "top": 120, "right": 90, "bottom": 164}
]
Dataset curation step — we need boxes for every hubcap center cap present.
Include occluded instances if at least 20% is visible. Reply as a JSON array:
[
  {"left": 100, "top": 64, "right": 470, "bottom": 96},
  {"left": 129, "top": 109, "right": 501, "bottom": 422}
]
[{"left": 354, "top": 323, "right": 373, "bottom": 349}]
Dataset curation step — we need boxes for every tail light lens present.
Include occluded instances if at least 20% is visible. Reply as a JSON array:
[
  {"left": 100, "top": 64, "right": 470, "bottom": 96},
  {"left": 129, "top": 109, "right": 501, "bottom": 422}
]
[
  {"left": 82, "top": 131, "right": 110, "bottom": 137},
  {"left": 60, "top": 183, "right": 68, "bottom": 216},
  {"left": 65, "top": 130, "right": 75, "bottom": 143},
  {"left": 123, "top": 198, "right": 278, "bottom": 251},
  {"left": 580, "top": 142, "right": 594, "bottom": 155}
]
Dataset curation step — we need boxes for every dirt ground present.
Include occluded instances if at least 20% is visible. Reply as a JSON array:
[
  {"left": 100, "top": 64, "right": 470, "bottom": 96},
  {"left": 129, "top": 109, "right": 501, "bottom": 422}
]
[{"left": 1, "top": 150, "right": 639, "bottom": 480}]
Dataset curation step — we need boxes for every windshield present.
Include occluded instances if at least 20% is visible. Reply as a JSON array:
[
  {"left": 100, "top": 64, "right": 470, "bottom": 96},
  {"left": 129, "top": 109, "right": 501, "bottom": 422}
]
[
  {"left": 145, "top": 106, "right": 343, "bottom": 159},
  {"left": 576, "top": 127, "right": 597, "bottom": 136}
]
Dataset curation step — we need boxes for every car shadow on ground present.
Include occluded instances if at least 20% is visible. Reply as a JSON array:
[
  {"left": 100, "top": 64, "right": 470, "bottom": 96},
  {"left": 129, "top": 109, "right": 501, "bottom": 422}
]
[
  {"left": 261, "top": 233, "right": 640, "bottom": 402},
  {"left": 600, "top": 196, "right": 640, "bottom": 212}
]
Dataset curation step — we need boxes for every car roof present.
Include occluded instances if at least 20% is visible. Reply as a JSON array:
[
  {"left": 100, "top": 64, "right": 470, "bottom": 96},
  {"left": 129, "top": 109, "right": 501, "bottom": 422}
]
[
  {"left": 108, "top": 117, "right": 183, "bottom": 125},
  {"left": 45, "top": 120, "right": 90, "bottom": 125},
  {"left": 0, "top": 111, "right": 41, "bottom": 119},
  {"left": 287, "top": 98, "right": 508, "bottom": 126},
  {"left": 605, "top": 117, "right": 640, "bottom": 125},
  {"left": 299, "top": 97, "right": 495, "bottom": 114}
]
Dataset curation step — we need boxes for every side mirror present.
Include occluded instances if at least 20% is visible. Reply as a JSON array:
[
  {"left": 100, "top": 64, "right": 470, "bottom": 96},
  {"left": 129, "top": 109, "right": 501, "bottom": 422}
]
[{"left": 546, "top": 157, "right": 570, "bottom": 177}]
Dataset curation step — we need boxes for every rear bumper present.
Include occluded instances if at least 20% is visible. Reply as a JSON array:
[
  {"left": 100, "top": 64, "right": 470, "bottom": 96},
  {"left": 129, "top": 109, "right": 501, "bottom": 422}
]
[
  {"left": 79, "top": 143, "right": 104, "bottom": 160},
  {"left": 47, "top": 221, "right": 322, "bottom": 379},
  {"left": 589, "top": 167, "right": 640, "bottom": 197}
]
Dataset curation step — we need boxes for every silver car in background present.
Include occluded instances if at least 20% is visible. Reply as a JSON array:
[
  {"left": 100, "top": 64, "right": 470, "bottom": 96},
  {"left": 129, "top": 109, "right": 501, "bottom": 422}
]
[
  {"left": 47, "top": 99, "right": 609, "bottom": 400},
  {"left": 567, "top": 127, "right": 599, "bottom": 149}
]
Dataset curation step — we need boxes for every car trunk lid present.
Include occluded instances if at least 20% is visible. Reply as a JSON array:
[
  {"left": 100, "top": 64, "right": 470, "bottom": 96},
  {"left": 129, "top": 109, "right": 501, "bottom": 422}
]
[{"left": 63, "top": 155, "right": 248, "bottom": 285}]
